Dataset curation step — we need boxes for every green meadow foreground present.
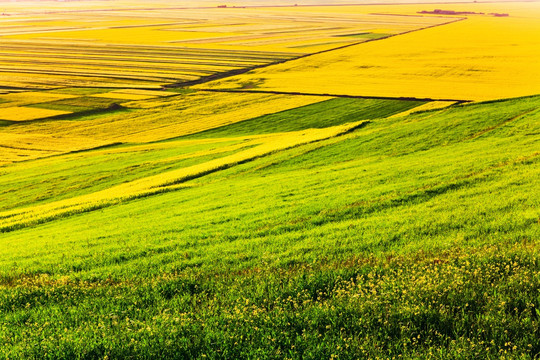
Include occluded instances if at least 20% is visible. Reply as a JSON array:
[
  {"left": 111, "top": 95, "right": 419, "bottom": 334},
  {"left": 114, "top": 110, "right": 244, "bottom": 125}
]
[
  {"left": 1, "top": 1, "right": 540, "bottom": 359},
  {"left": 1, "top": 94, "right": 539, "bottom": 358}
]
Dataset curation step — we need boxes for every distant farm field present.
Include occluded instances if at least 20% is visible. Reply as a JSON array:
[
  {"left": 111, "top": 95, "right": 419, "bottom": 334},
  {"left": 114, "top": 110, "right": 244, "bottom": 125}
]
[
  {"left": 200, "top": 3, "right": 540, "bottom": 101},
  {"left": 0, "top": 2, "right": 448, "bottom": 89}
]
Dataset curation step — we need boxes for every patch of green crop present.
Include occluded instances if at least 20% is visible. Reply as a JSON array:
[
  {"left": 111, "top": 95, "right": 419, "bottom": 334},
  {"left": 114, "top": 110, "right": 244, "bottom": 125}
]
[
  {"left": 0, "top": 139, "right": 247, "bottom": 211},
  {"left": 164, "top": 87, "right": 197, "bottom": 94},
  {"left": 36, "top": 96, "right": 122, "bottom": 110},
  {"left": 182, "top": 97, "right": 425, "bottom": 138},
  {"left": 26, "top": 96, "right": 131, "bottom": 119},
  {"left": 53, "top": 106, "right": 132, "bottom": 122},
  {"left": 27, "top": 103, "right": 90, "bottom": 113}
]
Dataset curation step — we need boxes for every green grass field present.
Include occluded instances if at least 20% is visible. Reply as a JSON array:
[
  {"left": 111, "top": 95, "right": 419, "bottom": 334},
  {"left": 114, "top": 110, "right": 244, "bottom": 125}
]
[
  {"left": 182, "top": 97, "right": 426, "bottom": 138},
  {"left": 1, "top": 92, "right": 539, "bottom": 359}
]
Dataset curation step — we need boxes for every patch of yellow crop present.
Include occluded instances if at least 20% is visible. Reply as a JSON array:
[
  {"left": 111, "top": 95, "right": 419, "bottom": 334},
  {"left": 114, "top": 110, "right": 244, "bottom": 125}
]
[
  {"left": 0, "top": 91, "right": 329, "bottom": 163},
  {"left": 200, "top": 3, "right": 540, "bottom": 101},
  {"left": 0, "top": 121, "right": 366, "bottom": 232},
  {"left": 3, "top": 91, "right": 330, "bottom": 144},
  {"left": 0, "top": 133, "right": 115, "bottom": 164},
  {"left": 112, "top": 92, "right": 331, "bottom": 143},
  {"left": 0, "top": 92, "right": 78, "bottom": 107},
  {"left": 0, "top": 107, "right": 72, "bottom": 121},
  {"left": 110, "top": 89, "right": 175, "bottom": 97},
  {"left": 0, "top": 72, "right": 165, "bottom": 90},
  {"left": 0, "top": 3, "right": 451, "bottom": 88},
  {"left": 0, "top": 147, "right": 52, "bottom": 166},
  {"left": 0, "top": 133, "right": 110, "bottom": 152},
  {"left": 389, "top": 101, "right": 457, "bottom": 118},
  {"left": 90, "top": 92, "right": 156, "bottom": 101},
  {"left": 4, "top": 27, "right": 242, "bottom": 46}
]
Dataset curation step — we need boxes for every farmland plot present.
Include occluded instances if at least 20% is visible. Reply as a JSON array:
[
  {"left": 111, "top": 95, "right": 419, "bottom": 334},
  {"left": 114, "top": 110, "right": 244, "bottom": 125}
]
[
  {"left": 0, "top": 3, "right": 449, "bottom": 89},
  {"left": 0, "top": 90, "right": 328, "bottom": 163},
  {"left": 200, "top": 2, "right": 540, "bottom": 101}
]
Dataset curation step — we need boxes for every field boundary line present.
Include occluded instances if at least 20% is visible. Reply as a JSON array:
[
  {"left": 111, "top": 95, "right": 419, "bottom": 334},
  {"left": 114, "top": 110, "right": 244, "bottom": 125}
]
[{"left": 194, "top": 88, "right": 471, "bottom": 103}]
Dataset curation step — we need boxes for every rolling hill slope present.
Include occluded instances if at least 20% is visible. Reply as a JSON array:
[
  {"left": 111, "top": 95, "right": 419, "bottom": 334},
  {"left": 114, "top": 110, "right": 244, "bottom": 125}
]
[{"left": 1, "top": 94, "right": 539, "bottom": 359}]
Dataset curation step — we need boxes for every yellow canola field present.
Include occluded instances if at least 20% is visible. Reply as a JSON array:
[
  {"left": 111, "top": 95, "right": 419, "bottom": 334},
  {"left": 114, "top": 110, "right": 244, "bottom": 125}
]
[
  {"left": 0, "top": 106, "right": 71, "bottom": 121},
  {"left": 4, "top": 91, "right": 330, "bottom": 144},
  {"left": 109, "top": 93, "right": 331, "bottom": 143},
  {"left": 0, "top": 91, "right": 328, "bottom": 164},
  {"left": 0, "top": 133, "right": 115, "bottom": 164},
  {"left": 6, "top": 27, "right": 245, "bottom": 46},
  {"left": 110, "top": 89, "right": 175, "bottom": 97},
  {"left": 0, "top": 121, "right": 366, "bottom": 232},
  {"left": 200, "top": 3, "right": 540, "bottom": 101},
  {"left": 1, "top": 7, "right": 445, "bottom": 52},
  {"left": 389, "top": 101, "right": 457, "bottom": 118},
  {"left": 0, "top": 2, "right": 451, "bottom": 89},
  {"left": 90, "top": 92, "right": 156, "bottom": 101},
  {"left": 0, "top": 92, "right": 78, "bottom": 108}
]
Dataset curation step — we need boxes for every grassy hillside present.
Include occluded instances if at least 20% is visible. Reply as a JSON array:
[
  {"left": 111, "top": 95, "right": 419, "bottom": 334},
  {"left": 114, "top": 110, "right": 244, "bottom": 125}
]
[
  {"left": 1, "top": 94, "right": 538, "bottom": 359},
  {"left": 182, "top": 97, "right": 426, "bottom": 138}
]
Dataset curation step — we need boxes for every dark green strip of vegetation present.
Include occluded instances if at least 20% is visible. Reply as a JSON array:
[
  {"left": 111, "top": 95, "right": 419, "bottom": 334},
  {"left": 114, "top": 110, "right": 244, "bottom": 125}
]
[
  {"left": 30, "top": 96, "right": 124, "bottom": 110},
  {"left": 44, "top": 87, "right": 115, "bottom": 95},
  {"left": 182, "top": 97, "right": 426, "bottom": 138},
  {"left": 0, "top": 120, "right": 14, "bottom": 127}
]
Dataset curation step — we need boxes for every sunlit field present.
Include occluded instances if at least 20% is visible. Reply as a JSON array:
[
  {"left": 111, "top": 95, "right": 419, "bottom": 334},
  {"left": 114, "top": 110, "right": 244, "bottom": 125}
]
[
  {"left": 0, "top": 1, "right": 448, "bottom": 89},
  {"left": 201, "top": 2, "right": 540, "bottom": 101},
  {"left": 0, "top": 89, "right": 327, "bottom": 163},
  {"left": 1, "top": 0, "right": 539, "bottom": 359}
]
